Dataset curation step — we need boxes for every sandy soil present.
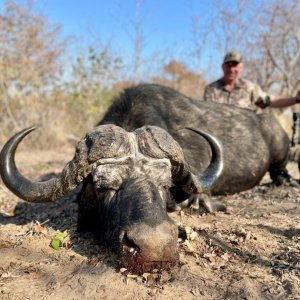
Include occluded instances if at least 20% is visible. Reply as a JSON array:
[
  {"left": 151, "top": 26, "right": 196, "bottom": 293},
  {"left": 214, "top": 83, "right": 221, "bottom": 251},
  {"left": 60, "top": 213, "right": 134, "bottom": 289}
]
[{"left": 0, "top": 149, "right": 299, "bottom": 300}]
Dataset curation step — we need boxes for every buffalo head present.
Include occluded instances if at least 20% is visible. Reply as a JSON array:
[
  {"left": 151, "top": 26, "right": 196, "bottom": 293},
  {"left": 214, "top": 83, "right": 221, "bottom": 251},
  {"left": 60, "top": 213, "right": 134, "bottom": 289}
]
[{"left": 0, "top": 124, "right": 223, "bottom": 273}]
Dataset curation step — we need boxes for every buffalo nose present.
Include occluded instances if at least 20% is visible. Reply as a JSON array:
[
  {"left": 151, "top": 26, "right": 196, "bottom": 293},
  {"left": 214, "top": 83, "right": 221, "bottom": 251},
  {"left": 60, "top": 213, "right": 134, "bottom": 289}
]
[{"left": 125, "top": 220, "right": 178, "bottom": 262}]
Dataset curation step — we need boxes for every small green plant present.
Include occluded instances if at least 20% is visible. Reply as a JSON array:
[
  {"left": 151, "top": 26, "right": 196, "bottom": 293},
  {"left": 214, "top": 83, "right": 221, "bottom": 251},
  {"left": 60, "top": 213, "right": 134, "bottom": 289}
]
[{"left": 50, "top": 231, "right": 68, "bottom": 250}]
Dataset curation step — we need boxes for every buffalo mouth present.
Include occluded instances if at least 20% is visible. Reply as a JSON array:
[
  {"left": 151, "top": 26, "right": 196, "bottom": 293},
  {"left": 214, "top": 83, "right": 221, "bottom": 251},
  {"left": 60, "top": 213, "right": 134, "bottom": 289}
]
[{"left": 119, "top": 232, "right": 178, "bottom": 275}]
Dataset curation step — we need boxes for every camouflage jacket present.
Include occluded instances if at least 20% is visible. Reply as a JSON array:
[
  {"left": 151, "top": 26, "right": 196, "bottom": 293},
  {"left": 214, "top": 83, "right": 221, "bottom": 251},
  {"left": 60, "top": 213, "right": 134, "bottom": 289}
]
[{"left": 203, "top": 78, "right": 271, "bottom": 111}]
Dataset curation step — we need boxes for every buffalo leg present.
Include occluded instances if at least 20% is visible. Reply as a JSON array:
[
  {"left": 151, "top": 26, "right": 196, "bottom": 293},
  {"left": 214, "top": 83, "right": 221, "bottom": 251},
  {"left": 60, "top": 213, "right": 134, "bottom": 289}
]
[
  {"left": 168, "top": 188, "right": 226, "bottom": 213},
  {"left": 269, "top": 167, "right": 300, "bottom": 188}
]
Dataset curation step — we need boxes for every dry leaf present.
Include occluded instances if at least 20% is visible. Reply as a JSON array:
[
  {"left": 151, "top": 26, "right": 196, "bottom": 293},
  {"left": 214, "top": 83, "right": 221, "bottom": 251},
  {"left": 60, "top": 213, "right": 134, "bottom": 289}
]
[
  {"left": 189, "top": 231, "right": 198, "bottom": 241},
  {"left": 1, "top": 272, "right": 18, "bottom": 279},
  {"left": 142, "top": 272, "right": 151, "bottom": 280},
  {"left": 127, "top": 274, "right": 138, "bottom": 279},
  {"left": 185, "top": 226, "right": 193, "bottom": 235},
  {"left": 159, "top": 270, "right": 171, "bottom": 283},
  {"left": 146, "top": 274, "right": 158, "bottom": 286},
  {"left": 191, "top": 287, "right": 201, "bottom": 296},
  {"left": 34, "top": 225, "right": 45, "bottom": 233},
  {"left": 183, "top": 240, "right": 195, "bottom": 253},
  {"left": 0, "top": 241, "right": 13, "bottom": 248},
  {"left": 221, "top": 252, "right": 230, "bottom": 261},
  {"left": 204, "top": 253, "right": 217, "bottom": 264}
]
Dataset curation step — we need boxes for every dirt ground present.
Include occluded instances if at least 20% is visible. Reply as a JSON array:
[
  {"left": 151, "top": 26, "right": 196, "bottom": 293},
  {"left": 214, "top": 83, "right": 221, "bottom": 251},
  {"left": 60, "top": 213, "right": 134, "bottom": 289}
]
[{"left": 0, "top": 149, "right": 299, "bottom": 300}]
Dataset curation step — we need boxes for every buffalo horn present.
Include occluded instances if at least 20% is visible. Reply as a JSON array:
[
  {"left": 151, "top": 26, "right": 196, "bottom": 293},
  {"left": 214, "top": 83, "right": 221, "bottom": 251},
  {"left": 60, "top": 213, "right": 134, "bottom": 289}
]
[
  {"left": 187, "top": 128, "right": 223, "bottom": 192},
  {"left": 0, "top": 126, "right": 86, "bottom": 203}
]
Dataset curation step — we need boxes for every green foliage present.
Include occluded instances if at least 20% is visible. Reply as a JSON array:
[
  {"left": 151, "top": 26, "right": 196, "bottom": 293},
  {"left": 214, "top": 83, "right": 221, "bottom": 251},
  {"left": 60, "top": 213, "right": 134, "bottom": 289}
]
[{"left": 50, "top": 232, "right": 68, "bottom": 250}]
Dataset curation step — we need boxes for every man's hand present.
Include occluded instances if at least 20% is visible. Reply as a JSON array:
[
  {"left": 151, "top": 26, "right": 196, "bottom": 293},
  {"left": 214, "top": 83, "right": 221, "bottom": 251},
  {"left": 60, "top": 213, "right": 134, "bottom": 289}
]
[{"left": 256, "top": 96, "right": 271, "bottom": 108}]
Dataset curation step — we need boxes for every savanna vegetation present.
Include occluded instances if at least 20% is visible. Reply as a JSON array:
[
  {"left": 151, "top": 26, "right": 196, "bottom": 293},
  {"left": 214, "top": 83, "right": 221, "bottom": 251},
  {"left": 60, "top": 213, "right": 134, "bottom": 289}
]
[{"left": 0, "top": 0, "right": 299, "bottom": 147}]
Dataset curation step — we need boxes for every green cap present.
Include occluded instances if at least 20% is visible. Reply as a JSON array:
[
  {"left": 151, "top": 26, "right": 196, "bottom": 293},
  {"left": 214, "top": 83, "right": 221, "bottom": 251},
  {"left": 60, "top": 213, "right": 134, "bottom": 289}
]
[{"left": 223, "top": 51, "right": 242, "bottom": 63}]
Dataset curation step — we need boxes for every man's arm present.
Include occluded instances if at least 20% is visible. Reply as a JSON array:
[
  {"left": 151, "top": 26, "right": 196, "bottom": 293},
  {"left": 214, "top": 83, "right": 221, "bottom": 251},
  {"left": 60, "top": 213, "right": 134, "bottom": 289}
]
[
  {"left": 270, "top": 92, "right": 300, "bottom": 108},
  {"left": 254, "top": 87, "right": 300, "bottom": 109}
]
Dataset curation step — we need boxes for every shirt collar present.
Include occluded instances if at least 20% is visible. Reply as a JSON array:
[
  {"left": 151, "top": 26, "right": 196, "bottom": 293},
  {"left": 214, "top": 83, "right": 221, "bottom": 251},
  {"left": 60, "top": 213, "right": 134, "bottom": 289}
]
[{"left": 220, "top": 78, "right": 242, "bottom": 91}]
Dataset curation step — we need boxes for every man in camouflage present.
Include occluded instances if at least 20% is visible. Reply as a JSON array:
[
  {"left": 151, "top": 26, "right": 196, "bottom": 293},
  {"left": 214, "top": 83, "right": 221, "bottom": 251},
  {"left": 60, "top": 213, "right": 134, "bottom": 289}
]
[
  {"left": 204, "top": 51, "right": 300, "bottom": 185},
  {"left": 203, "top": 51, "right": 300, "bottom": 112}
]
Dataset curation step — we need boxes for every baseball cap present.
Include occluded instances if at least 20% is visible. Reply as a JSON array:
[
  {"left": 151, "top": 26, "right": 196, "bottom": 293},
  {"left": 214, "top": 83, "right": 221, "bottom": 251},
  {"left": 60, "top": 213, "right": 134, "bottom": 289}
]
[{"left": 223, "top": 51, "right": 242, "bottom": 63}]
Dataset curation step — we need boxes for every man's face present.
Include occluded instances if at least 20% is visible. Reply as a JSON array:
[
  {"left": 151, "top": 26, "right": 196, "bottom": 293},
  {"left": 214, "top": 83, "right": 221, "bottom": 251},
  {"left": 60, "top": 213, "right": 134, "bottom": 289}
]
[{"left": 222, "top": 61, "right": 243, "bottom": 83}]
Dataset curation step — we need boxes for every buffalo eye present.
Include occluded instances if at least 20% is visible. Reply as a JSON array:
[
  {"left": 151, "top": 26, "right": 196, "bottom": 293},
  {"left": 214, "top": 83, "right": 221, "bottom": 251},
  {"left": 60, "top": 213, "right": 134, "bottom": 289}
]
[{"left": 142, "top": 160, "right": 172, "bottom": 188}]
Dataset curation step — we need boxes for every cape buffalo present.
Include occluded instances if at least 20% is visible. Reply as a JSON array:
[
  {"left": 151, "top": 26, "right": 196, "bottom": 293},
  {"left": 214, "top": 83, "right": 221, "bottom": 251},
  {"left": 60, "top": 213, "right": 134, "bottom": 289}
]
[{"left": 0, "top": 84, "right": 294, "bottom": 273}]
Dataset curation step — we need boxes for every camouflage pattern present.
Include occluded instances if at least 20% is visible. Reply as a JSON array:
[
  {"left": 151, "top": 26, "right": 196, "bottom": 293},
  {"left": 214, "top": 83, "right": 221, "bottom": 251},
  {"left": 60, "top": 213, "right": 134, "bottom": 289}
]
[
  {"left": 203, "top": 78, "right": 271, "bottom": 111},
  {"left": 223, "top": 51, "right": 242, "bottom": 63}
]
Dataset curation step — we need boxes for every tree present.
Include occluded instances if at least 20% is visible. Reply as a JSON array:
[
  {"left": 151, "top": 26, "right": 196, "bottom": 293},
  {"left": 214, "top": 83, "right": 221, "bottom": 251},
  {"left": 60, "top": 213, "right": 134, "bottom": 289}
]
[
  {"left": 64, "top": 44, "right": 123, "bottom": 135},
  {"left": 0, "top": 0, "right": 67, "bottom": 142},
  {"left": 152, "top": 60, "right": 206, "bottom": 99},
  {"left": 245, "top": 0, "right": 300, "bottom": 96},
  {"left": 112, "top": 0, "right": 156, "bottom": 82},
  {"left": 190, "top": 0, "right": 299, "bottom": 97}
]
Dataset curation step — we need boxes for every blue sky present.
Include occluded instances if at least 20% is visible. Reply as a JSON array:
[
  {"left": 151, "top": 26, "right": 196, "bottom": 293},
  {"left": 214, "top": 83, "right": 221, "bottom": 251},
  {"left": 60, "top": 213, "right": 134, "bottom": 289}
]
[
  {"left": 0, "top": 0, "right": 246, "bottom": 79},
  {"left": 29, "top": 1, "right": 213, "bottom": 45},
  {"left": 30, "top": 1, "right": 216, "bottom": 58}
]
